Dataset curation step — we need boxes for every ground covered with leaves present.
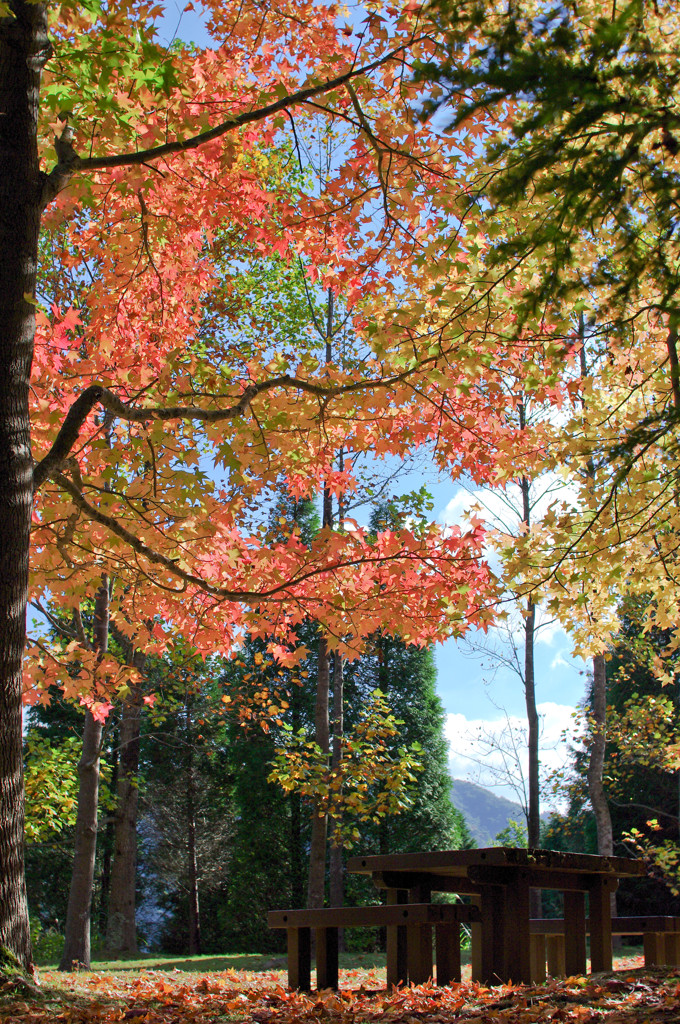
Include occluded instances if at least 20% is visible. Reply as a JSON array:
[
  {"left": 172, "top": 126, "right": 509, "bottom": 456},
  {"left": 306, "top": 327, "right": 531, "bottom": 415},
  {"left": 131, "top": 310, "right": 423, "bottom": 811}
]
[{"left": 2, "top": 957, "right": 680, "bottom": 1024}]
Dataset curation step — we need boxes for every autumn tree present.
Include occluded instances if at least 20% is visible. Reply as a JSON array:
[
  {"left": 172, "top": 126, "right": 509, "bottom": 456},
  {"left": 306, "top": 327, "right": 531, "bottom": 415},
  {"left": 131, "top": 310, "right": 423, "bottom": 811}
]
[{"left": 1, "top": 0, "right": 517, "bottom": 971}]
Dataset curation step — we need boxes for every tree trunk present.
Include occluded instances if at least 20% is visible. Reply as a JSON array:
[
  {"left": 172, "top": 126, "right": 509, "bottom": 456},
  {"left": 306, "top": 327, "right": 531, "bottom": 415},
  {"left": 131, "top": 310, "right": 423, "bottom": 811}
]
[
  {"left": 524, "top": 597, "right": 540, "bottom": 846},
  {"left": 587, "top": 653, "right": 614, "bottom": 857},
  {"left": 329, "top": 650, "right": 344, "bottom": 907},
  {"left": 0, "top": 1, "right": 51, "bottom": 970},
  {"left": 518, "top": 466, "right": 542, "bottom": 916},
  {"left": 329, "top": 651, "right": 344, "bottom": 948},
  {"left": 289, "top": 682, "right": 305, "bottom": 907},
  {"left": 105, "top": 666, "right": 143, "bottom": 954},
  {"left": 587, "top": 653, "right": 618, "bottom": 925},
  {"left": 186, "top": 700, "right": 201, "bottom": 955},
  {"left": 97, "top": 730, "right": 118, "bottom": 937},
  {"left": 307, "top": 635, "right": 330, "bottom": 909},
  {"left": 59, "top": 581, "right": 109, "bottom": 970}
]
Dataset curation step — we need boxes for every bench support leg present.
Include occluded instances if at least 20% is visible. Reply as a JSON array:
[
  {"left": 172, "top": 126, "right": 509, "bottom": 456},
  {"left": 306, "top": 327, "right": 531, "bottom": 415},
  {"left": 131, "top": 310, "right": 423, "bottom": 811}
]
[
  {"left": 564, "top": 891, "right": 587, "bottom": 976},
  {"left": 546, "top": 935, "right": 565, "bottom": 977},
  {"left": 589, "top": 880, "right": 613, "bottom": 973},
  {"left": 287, "top": 927, "right": 311, "bottom": 991},
  {"left": 315, "top": 927, "right": 339, "bottom": 990},
  {"left": 530, "top": 934, "right": 546, "bottom": 983},
  {"left": 407, "top": 924, "right": 433, "bottom": 985},
  {"left": 386, "top": 889, "right": 408, "bottom": 988},
  {"left": 644, "top": 931, "right": 664, "bottom": 966},
  {"left": 435, "top": 922, "right": 461, "bottom": 986},
  {"left": 665, "top": 933, "right": 680, "bottom": 966}
]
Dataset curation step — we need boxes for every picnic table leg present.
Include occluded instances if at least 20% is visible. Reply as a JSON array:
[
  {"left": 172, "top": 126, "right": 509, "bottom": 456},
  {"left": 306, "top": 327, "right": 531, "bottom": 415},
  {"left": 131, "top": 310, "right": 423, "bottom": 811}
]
[
  {"left": 407, "top": 882, "right": 433, "bottom": 985},
  {"left": 287, "top": 927, "right": 311, "bottom": 991},
  {"left": 435, "top": 922, "right": 461, "bottom": 986},
  {"left": 315, "top": 927, "right": 339, "bottom": 990},
  {"left": 386, "top": 889, "right": 408, "bottom": 988},
  {"left": 563, "top": 891, "right": 587, "bottom": 976},
  {"left": 478, "top": 885, "right": 505, "bottom": 984},
  {"left": 469, "top": 896, "right": 483, "bottom": 982},
  {"left": 502, "top": 871, "right": 531, "bottom": 983},
  {"left": 588, "top": 879, "right": 613, "bottom": 973}
]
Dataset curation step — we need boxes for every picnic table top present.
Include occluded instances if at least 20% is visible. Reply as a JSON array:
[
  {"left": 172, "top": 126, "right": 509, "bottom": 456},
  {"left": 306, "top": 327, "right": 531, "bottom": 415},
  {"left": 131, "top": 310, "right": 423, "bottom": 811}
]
[{"left": 346, "top": 846, "right": 647, "bottom": 880}]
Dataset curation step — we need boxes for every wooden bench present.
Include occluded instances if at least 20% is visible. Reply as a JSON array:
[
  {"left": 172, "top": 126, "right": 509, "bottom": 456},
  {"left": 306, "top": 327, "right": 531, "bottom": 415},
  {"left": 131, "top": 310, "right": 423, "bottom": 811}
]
[
  {"left": 529, "top": 916, "right": 680, "bottom": 980},
  {"left": 268, "top": 902, "right": 480, "bottom": 990}
]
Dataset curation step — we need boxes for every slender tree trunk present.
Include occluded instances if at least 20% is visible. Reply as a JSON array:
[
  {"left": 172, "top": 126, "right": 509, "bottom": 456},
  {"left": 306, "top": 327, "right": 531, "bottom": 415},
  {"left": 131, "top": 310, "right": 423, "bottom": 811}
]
[
  {"left": 518, "top": 456, "right": 542, "bottom": 915},
  {"left": 59, "top": 581, "right": 110, "bottom": 970},
  {"left": 524, "top": 602, "right": 540, "bottom": 851},
  {"left": 329, "top": 650, "right": 344, "bottom": 905},
  {"left": 329, "top": 650, "right": 345, "bottom": 948},
  {"left": 289, "top": 682, "right": 305, "bottom": 907},
  {"left": 307, "top": 635, "right": 330, "bottom": 908},
  {"left": 587, "top": 653, "right": 614, "bottom": 857},
  {"left": 290, "top": 791, "right": 304, "bottom": 907},
  {"left": 186, "top": 700, "right": 201, "bottom": 955},
  {"left": 307, "top": 306, "right": 334, "bottom": 911},
  {"left": 98, "top": 733, "right": 118, "bottom": 937},
  {"left": 587, "top": 653, "right": 618, "bottom": 926},
  {"left": 0, "top": 1, "right": 52, "bottom": 970},
  {"left": 105, "top": 664, "right": 143, "bottom": 953}
]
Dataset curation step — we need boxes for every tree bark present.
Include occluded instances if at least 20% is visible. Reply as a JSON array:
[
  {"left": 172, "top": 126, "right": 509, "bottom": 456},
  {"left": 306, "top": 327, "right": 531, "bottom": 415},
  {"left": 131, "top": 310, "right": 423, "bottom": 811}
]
[
  {"left": 0, "top": 1, "right": 52, "bottom": 970},
  {"left": 105, "top": 663, "right": 143, "bottom": 954},
  {"left": 587, "top": 653, "right": 618, "bottom": 924},
  {"left": 307, "top": 635, "right": 330, "bottom": 908},
  {"left": 523, "top": 589, "right": 540, "bottom": 843},
  {"left": 59, "top": 581, "right": 109, "bottom": 970},
  {"left": 329, "top": 651, "right": 344, "bottom": 948},
  {"left": 97, "top": 730, "right": 118, "bottom": 937},
  {"left": 186, "top": 700, "right": 201, "bottom": 955},
  {"left": 289, "top": 682, "right": 305, "bottom": 907},
  {"left": 329, "top": 650, "right": 344, "bottom": 907},
  {"left": 587, "top": 653, "right": 614, "bottom": 857}
]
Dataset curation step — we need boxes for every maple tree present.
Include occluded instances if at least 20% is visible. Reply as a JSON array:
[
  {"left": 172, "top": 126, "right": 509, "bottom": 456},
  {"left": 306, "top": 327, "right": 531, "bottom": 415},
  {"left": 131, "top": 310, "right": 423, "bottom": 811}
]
[{"left": 3, "top": 0, "right": 548, "bottom": 972}]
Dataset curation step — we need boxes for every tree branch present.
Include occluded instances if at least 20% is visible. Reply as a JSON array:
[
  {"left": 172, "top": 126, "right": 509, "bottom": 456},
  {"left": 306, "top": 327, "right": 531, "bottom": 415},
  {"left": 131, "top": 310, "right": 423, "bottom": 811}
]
[{"left": 40, "top": 44, "right": 420, "bottom": 206}]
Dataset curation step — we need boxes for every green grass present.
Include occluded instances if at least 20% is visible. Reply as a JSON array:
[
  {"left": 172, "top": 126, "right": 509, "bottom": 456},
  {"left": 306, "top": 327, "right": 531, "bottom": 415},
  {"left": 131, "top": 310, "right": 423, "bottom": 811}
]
[{"left": 37, "top": 949, "right": 388, "bottom": 973}]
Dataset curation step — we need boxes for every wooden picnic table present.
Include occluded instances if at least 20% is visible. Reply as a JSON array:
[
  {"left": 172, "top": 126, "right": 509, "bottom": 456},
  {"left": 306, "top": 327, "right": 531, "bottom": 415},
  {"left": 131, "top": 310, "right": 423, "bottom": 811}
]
[{"left": 347, "top": 847, "right": 647, "bottom": 985}]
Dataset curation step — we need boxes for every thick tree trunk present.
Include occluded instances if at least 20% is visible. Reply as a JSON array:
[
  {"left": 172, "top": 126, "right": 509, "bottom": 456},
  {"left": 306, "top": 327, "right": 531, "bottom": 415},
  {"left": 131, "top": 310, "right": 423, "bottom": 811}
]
[
  {"left": 105, "top": 669, "right": 143, "bottom": 954},
  {"left": 59, "top": 581, "right": 110, "bottom": 970},
  {"left": 0, "top": 1, "right": 51, "bottom": 971}
]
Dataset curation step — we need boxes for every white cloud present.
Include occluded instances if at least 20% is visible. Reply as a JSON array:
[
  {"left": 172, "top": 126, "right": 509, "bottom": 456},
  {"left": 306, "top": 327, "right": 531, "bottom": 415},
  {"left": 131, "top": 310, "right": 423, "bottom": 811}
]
[{"left": 445, "top": 702, "right": 578, "bottom": 813}]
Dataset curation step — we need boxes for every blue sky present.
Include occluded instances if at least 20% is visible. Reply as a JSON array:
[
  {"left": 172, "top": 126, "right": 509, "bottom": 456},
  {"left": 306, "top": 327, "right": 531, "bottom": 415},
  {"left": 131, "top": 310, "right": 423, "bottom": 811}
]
[{"left": 429, "top": 479, "right": 587, "bottom": 810}]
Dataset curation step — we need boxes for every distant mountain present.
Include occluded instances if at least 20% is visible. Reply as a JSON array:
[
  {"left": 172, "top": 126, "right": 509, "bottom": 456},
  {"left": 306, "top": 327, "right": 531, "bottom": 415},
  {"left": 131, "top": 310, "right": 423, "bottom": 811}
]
[{"left": 450, "top": 779, "right": 526, "bottom": 847}]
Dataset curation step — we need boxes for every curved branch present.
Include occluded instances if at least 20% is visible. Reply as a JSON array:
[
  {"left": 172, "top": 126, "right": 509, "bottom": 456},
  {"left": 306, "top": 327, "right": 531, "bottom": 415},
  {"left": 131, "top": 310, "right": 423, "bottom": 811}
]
[
  {"left": 33, "top": 352, "right": 433, "bottom": 489},
  {"left": 50, "top": 471, "right": 460, "bottom": 609},
  {"left": 41, "top": 44, "right": 421, "bottom": 207}
]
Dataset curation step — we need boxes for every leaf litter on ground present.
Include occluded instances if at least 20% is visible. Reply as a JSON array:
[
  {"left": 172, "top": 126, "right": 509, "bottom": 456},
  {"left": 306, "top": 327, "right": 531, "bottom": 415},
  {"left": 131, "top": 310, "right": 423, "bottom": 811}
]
[{"left": 3, "top": 956, "right": 680, "bottom": 1024}]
